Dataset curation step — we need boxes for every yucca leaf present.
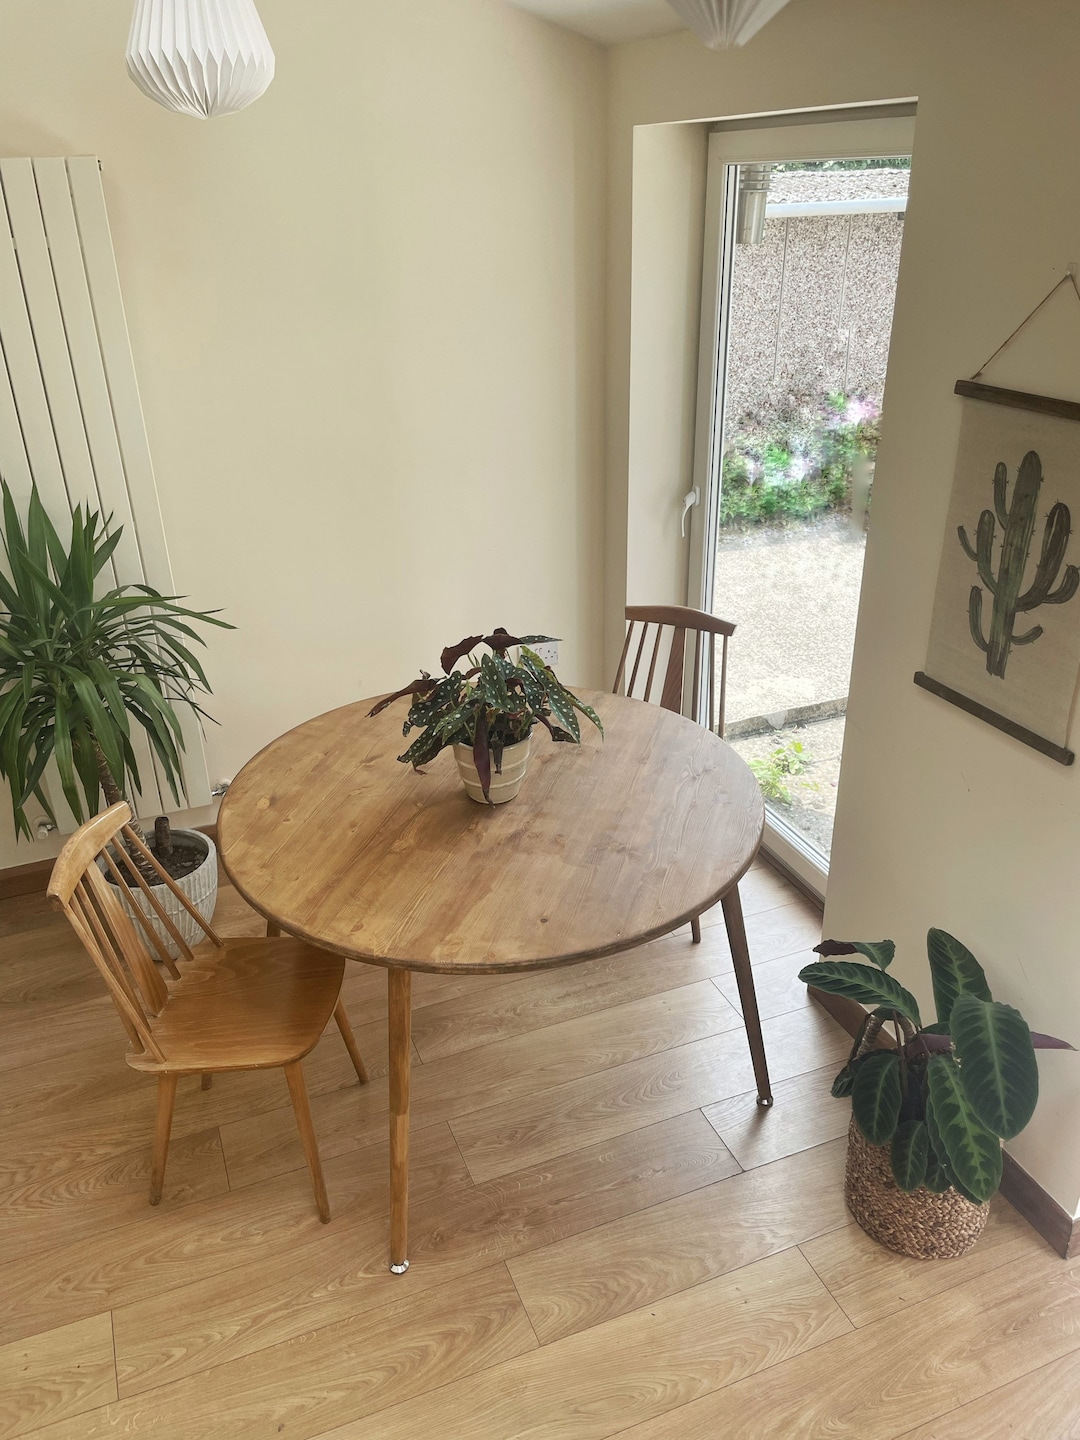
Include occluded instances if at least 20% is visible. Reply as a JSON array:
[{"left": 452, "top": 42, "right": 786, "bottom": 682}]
[
  {"left": 51, "top": 701, "right": 85, "bottom": 822},
  {"left": 18, "top": 733, "right": 54, "bottom": 809},
  {"left": 927, "top": 928, "right": 991, "bottom": 1025},
  {"left": 950, "top": 994, "right": 1039, "bottom": 1140},
  {"left": 798, "top": 959, "right": 922, "bottom": 1027},
  {"left": 127, "top": 705, "right": 180, "bottom": 798},
  {"left": 63, "top": 669, "right": 124, "bottom": 787},
  {"left": 71, "top": 720, "right": 101, "bottom": 819},
  {"left": 851, "top": 1050, "right": 902, "bottom": 1145},
  {"left": 91, "top": 525, "right": 123, "bottom": 578},
  {"left": 890, "top": 1119, "right": 929, "bottom": 1192},
  {"left": 127, "top": 673, "right": 185, "bottom": 746},
  {"left": 926, "top": 1054, "right": 1001, "bottom": 1203},
  {"left": 124, "top": 691, "right": 183, "bottom": 772},
  {"left": 85, "top": 661, "right": 132, "bottom": 740}
]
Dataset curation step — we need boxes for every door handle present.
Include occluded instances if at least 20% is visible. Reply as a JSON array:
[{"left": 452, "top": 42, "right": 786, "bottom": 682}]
[{"left": 680, "top": 487, "right": 700, "bottom": 538}]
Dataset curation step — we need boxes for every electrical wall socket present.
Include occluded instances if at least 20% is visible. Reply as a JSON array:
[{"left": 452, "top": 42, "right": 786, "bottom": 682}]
[{"left": 530, "top": 639, "right": 560, "bottom": 667}]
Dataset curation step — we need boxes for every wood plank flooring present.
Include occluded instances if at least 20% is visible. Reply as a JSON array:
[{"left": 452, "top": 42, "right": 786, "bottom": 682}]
[{"left": 0, "top": 862, "right": 1071, "bottom": 1439}]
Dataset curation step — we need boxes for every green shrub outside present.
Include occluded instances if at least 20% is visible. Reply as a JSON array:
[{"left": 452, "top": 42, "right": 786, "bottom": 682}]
[{"left": 719, "top": 389, "right": 880, "bottom": 529}]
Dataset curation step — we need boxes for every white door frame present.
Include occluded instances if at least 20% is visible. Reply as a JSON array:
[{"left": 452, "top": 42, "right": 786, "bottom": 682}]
[{"left": 687, "top": 113, "right": 916, "bottom": 897}]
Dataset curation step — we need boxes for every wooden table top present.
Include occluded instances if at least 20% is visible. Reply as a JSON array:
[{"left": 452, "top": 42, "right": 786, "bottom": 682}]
[{"left": 217, "top": 690, "right": 764, "bottom": 974}]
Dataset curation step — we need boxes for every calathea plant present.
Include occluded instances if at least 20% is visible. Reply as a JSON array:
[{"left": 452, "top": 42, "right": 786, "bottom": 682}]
[
  {"left": 370, "top": 628, "right": 602, "bottom": 803},
  {"left": 800, "top": 930, "right": 1073, "bottom": 1204}
]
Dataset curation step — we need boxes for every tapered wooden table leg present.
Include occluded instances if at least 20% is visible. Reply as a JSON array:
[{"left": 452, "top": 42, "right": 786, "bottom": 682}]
[
  {"left": 721, "top": 884, "right": 773, "bottom": 1107},
  {"left": 388, "top": 967, "right": 412, "bottom": 1273}
]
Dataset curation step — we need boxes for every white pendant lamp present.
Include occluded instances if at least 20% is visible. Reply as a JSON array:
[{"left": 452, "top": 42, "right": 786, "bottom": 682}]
[
  {"left": 126, "top": 0, "right": 276, "bottom": 119},
  {"left": 665, "top": 0, "right": 794, "bottom": 48}
]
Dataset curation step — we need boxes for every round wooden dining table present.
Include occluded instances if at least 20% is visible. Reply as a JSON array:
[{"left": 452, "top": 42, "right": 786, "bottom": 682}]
[{"left": 217, "top": 689, "right": 771, "bottom": 1271}]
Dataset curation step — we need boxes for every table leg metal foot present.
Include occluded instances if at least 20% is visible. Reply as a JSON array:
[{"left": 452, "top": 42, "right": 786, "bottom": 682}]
[{"left": 388, "top": 967, "right": 412, "bottom": 1275}]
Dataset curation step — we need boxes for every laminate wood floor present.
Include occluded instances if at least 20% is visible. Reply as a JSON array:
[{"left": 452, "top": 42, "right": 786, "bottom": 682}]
[{"left": 0, "top": 862, "right": 1071, "bottom": 1439}]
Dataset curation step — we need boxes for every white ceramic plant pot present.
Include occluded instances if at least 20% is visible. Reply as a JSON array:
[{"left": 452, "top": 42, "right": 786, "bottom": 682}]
[
  {"left": 113, "top": 828, "right": 219, "bottom": 960},
  {"left": 453, "top": 735, "right": 532, "bottom": 804}
]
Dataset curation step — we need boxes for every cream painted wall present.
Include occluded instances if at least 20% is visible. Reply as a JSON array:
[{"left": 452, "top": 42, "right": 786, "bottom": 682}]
[
  {"left": 625, "top": 122, "right": 707, "bottom": 615},
  {"left": 608, "top": 0, "right": 1080, "bottom": 1213},
  {"left": 0, "top": 0, "right": 608, "bottom": 866}
]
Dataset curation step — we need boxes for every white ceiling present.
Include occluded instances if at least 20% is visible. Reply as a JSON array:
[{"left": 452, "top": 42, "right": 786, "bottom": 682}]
[{"left": 504, "top": 0, "right": 685, "bottom": 46}]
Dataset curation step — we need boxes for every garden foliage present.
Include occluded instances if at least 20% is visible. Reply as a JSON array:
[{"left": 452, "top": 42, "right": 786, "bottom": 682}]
[{"left": 720, "top": 388, "right": 880, "bottom": 528}]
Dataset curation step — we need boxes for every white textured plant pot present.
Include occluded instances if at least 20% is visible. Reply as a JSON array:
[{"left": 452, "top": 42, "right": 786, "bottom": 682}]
[
  {"left": 453, "top": 735, "right": 532, "bottom": 804},
  {"left": 116, "top": 828, "right": 219, "bottom": 959}
]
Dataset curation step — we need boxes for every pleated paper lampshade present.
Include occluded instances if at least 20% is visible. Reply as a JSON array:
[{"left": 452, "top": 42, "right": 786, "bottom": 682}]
[
  {"left": 126, "top": 0, "right": 276, "bottom": 118},
  {"left": 665, "top": 0, "right": 793, "bottom": 48}
]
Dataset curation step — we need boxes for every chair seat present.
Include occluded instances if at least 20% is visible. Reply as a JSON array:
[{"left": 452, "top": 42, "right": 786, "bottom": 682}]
[{"left": 126, "top": 935, "right": 346, "bottom": 1074}]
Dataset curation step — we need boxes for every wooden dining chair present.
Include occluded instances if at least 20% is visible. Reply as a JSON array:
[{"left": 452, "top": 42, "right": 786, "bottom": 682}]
[
  {"left": 46, "top": 801, "right": 369, "bottom": 1220},
  {"left": 613, "top": 604, "right": 772, "bottom": 1106}
]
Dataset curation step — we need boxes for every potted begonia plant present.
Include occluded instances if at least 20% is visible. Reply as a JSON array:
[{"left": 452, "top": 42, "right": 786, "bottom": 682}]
[{"left": 370, "top": 628, "right": 602, "bottom": 804}]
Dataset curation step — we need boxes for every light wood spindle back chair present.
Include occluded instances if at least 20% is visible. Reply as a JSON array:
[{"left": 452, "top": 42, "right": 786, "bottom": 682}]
[
  {"left": 613, "top": 604, "right": 772, "bottom": 1106},
  {"left": 47, "top": 802, "right": 369, "bottom": 1220}
]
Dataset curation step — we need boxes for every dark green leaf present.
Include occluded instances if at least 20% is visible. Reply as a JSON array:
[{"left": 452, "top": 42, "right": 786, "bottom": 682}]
[
  {"left": 890, "top": 1119, "right": 929, "bottom": 1192},
  {"left": 851, "top": 1051, "right": 902, "bottom": 1146},
  {"left": 951, "top": 994, "right": 1039, "bottom": 1140},
  {"left": 923, "top": 1136, "right": 952, "bottom": 1193},
  {"left": 798, "top": 960, "right": 922, "bottom": 1027},
  {"left": 927, "top": 928, "right": 991, "bottom": 1026},
  {"left": 815, "top": 938, "right": 896, "bottom": 970},
  {"left": 831, "top": 1052, "right": 871, "bottom": 1098},
  {"left": 926, "top": 1054, "right": 1001, "bottom": 1203}
]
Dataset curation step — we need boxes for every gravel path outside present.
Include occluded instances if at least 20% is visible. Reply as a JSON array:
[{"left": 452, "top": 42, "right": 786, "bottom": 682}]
[
  {"left": 714, "top": 515, "right": 865, "bottom": 860},
  {"left": 714, "top": 514, "right": 866, "bottom": 725}
]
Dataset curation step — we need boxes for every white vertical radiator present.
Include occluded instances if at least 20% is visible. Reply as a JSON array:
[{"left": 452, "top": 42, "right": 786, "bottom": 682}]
[{"left": 0, "top": 156, "right": 212, "bottom": 828}]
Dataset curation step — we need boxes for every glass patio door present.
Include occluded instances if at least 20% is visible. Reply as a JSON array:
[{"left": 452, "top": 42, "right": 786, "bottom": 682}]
[{"left": 687, "top": 112, "right": 915, "bottom": 897}]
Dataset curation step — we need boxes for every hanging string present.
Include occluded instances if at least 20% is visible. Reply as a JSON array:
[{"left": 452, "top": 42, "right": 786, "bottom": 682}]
[{"left": 971, "top": 269, "right": 1080, "bottom": 379}]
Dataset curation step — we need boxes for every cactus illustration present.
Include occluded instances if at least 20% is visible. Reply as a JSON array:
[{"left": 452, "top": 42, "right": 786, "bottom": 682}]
[{"left": 959, "top": 449, "right": 1080, "bottom": 678}]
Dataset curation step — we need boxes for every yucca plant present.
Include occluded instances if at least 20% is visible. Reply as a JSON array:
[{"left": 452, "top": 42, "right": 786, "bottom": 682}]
[
  {"left": 800, "top": 931, "right": 1073, "bottom": 1204},
  {"left": 370, "top": 628, "right": 602, "bottom": 803},
  {"left": 0, "top": 482, "right": 231, "bottom": 872}
]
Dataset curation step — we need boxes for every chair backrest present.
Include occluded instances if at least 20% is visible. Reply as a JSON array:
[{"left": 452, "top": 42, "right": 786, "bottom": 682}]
[
  {"left": 47, "top": 802, "right": 222, "bottom": 1060},
  {"left": 613, "top": 604, "right": 735, "bottom": 737}
]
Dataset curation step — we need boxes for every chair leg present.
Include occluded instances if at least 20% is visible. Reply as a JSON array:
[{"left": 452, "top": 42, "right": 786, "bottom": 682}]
[
  {"left": 201, "top": 1073, "right": 213, "bottom": 1091},
  {"left": 284, "top": 1061, "right": 330, "bottom": 1223},
  {"left": 150, "top": 1073, "right": 178, "bottom": 1205},
  {"left": 266, "top": 920, "right": 282, "bottom": 938},
  {"left": 690, "top": 915, "right": 702, "bottom": 944},
  {"left": 721, "top": 884, "right": 773, "bottom": 1107},
  {"left": 334, "top": 998, "right": 369, "bottom": 1084}
]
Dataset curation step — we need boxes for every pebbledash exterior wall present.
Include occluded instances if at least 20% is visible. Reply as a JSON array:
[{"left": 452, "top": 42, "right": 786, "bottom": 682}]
[{"left": 724, "top": 169, "right": 908, "bottom": 429}]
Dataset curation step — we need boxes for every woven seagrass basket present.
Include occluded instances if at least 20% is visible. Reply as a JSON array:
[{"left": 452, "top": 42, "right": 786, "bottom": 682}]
[{"left": 845, "top": 1117, "right": 990, "bottom": 1259}]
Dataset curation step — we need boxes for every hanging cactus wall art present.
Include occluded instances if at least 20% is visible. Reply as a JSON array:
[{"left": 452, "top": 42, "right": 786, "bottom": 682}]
[{"left": 958, "top": 449, "right": 1080, "bottom": 679}]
